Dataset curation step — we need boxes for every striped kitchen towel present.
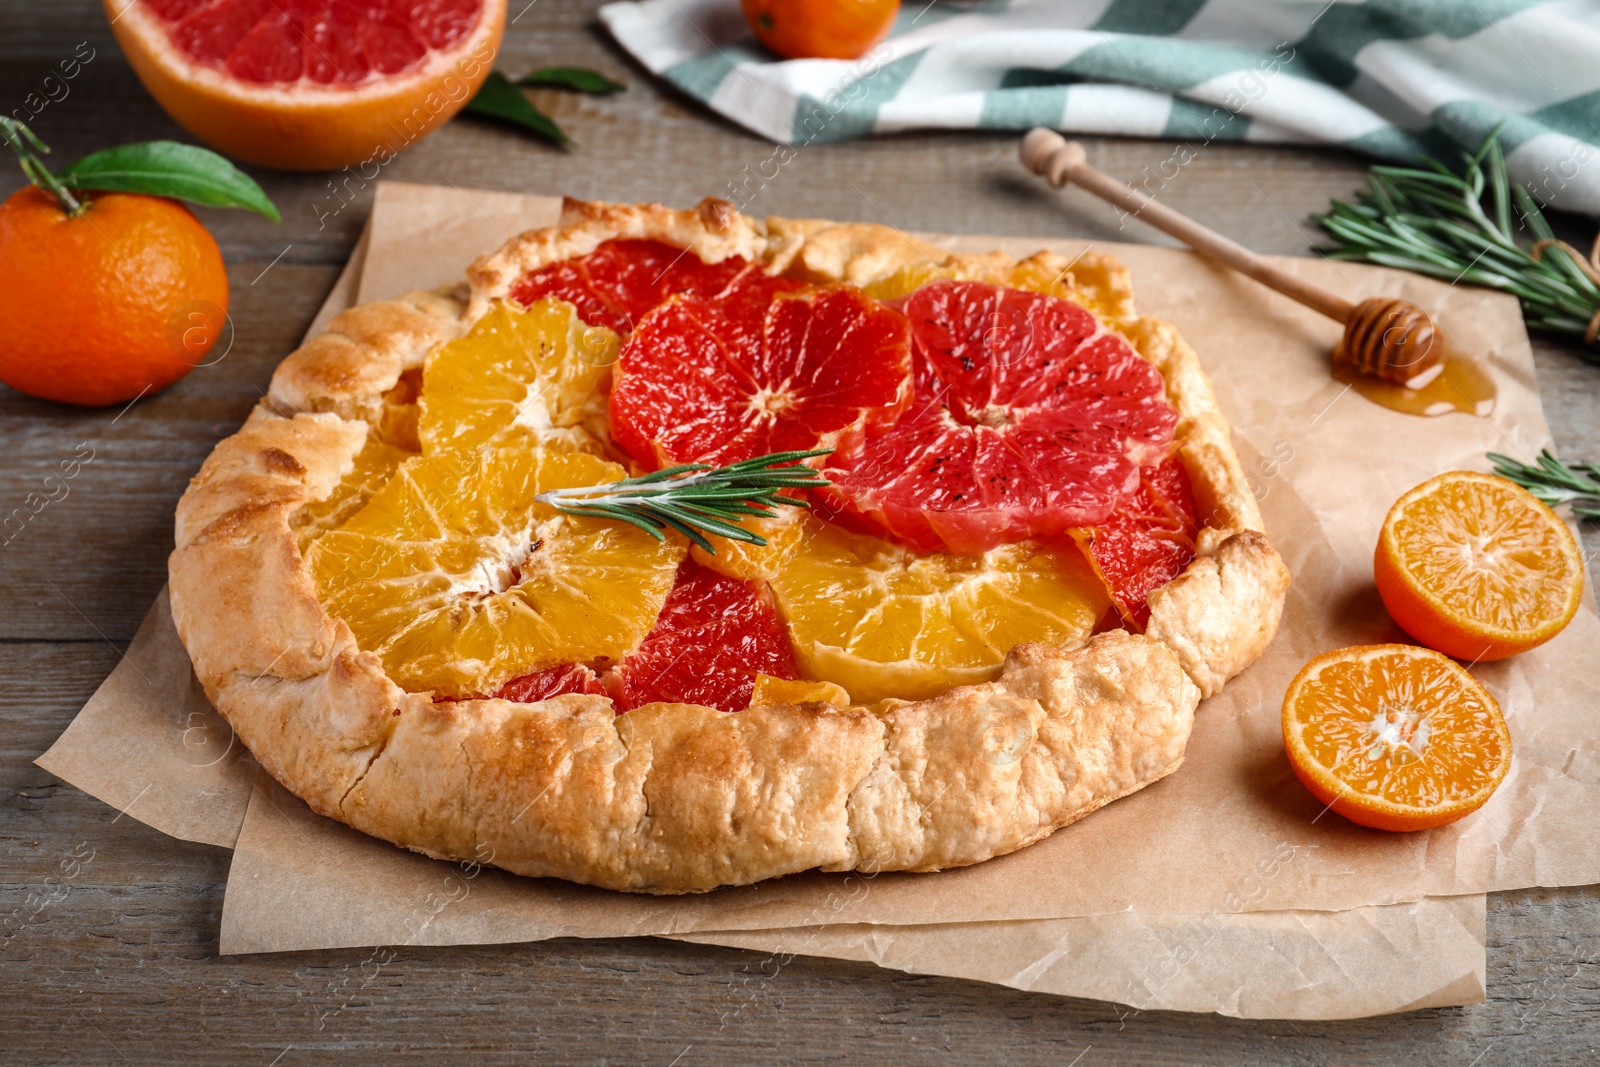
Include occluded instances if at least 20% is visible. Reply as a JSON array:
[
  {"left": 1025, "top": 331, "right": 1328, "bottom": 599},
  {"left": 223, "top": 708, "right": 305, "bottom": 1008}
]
[{"left": 598, "top": 0, "right": 1600, "bottom": 214}]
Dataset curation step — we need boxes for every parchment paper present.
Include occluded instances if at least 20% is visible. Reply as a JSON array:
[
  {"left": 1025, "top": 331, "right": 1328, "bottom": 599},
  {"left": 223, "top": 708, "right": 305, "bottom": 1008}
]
[
  {"left": 673, "top": 898, "right": 1487, "bottom": 1021},
  {"left": 227, "top": 767, "right": 1484, "bottom": 1020},
  {"left": 42, "top": 583, "right": 1484, "bottom": 1017},
  {"left": 46, "top": 178, "right": 1591, "bottom": 1016}
]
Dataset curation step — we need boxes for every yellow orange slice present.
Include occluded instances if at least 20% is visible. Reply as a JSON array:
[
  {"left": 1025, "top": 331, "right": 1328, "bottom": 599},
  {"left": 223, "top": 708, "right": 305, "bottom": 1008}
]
[
  {"left": 1375, "top": 470, "right": 1583, "bottom": 661},
  {"left": 688, "top": 507, "right": 810, "bottom": 583},
  {"left": 292, "top": 435, "right": 412, "bottom": 551},
  {"left": 1282, "top": 643, "right": 1511, "bottom": 831},
  {"left": 748, "top": 674, "right": 852, "bottom": 708},
  {"left": 307, "top": 445, "right": 683, "bottom": 697},
  {"left": 764, "top": 517, "right": 1110, "bottom": 703},
  {"left": 376, "top": 368, "right": 424, "bottom": 453},
  {"left": 418, "top": 299, "right": 619, "bottom": 458}
]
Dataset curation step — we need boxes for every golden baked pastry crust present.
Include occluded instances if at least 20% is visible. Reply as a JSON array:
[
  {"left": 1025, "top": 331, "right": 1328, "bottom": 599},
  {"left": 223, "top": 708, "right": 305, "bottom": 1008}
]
[{"left": 169, "top": 198, "right": 1289, "bottom": 893}]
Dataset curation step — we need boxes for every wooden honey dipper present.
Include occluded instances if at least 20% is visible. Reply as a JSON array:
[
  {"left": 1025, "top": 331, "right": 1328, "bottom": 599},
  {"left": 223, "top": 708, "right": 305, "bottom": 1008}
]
[{"left": 1020, "top": 128, "right": 1443, "bottom": 388}]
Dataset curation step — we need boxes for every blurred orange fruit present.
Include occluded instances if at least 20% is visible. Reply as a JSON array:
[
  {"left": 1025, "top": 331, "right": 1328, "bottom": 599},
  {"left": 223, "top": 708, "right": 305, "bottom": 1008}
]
[
  {"left": 1375, "top": 470, "right": 1582, "bottom": 662},
  {"left": 741, "top": 0, "right": 899, "bottom": 60},
  {"left": 1282, "top": 643, "right": 1511, "bottom": 832},
  {"left": 0, "top": 185, "right": 228, "bottom": 406},
  {"left": 105, "top": 0, "right": 505, "bottom": 171}
]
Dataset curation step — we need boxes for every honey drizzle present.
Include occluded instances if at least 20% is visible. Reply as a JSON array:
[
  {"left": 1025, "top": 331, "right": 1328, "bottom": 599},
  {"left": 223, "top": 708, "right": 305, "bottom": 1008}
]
[{"left": 1333, "top": 350, "right": 1497, "bottom": 418}]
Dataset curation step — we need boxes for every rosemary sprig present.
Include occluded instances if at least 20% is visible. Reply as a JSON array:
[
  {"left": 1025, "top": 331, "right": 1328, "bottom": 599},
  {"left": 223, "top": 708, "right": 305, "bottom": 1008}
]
[
  {"left": 1315, "top": 127, "right": 1600, "bottom": 350},
  {"left": 536, "top": 449, "right": 832, "bottom": 552},
  {"left": 1488, "top": 449, "right": 1600, "bottom": 519}
]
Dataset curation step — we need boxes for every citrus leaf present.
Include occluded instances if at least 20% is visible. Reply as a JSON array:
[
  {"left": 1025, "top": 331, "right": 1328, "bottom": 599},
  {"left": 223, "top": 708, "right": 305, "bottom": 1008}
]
[
  {"left": 517, "top": 67, "right": 624, "bottom": 94},
  {"left": 55, "top": 141, "right": 279, "bottom": 221},
  {"left": 466, "top": 70, "right": 569, "bottom": 147}
]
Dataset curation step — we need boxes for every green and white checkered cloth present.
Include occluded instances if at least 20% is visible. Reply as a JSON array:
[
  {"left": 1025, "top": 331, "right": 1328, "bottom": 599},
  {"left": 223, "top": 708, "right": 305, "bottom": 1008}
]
[{"left": 599, "top": 0, "right": 1600, "bottom": 214}]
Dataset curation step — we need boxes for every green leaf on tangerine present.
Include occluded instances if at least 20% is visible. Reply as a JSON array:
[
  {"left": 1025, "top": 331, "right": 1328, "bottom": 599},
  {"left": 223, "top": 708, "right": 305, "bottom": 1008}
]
[{"left": 56, "top": 140, "right": 279, "bottom": 221}]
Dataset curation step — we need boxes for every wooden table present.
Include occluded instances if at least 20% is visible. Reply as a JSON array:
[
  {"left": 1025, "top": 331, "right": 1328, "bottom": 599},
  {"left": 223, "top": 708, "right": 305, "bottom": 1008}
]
[{"left": 6, "top": 2, "right": 1599, "bottom": 1061}]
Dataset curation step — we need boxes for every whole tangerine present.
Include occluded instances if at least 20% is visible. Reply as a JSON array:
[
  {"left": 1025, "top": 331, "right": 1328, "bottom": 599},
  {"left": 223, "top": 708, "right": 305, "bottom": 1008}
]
[
  {"left": 742, "top": 0, "right": 900, "bottom": 61},
  {"left": 0, "top": 185, "right": 229, "bottom": 407}
]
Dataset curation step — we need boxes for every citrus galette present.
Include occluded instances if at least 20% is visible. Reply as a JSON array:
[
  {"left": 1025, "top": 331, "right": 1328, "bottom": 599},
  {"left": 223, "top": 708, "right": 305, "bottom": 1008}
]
[{"left": 169, "top": 198, "right": 1289, "bottom": 893}]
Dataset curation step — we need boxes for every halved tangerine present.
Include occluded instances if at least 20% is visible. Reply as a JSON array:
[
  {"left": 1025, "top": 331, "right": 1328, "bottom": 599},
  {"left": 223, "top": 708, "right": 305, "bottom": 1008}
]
[
  {"left": 609, "top": 280, "right": 911, "bottom": 468},
  {"left": 1375, "top": 470, "right": 1584, "bottom": 662},
  {"left": 510, "top": 239, "right": 757, "bottom": 337},
  {"left": 1282, "top": 644, "right": 1511, "bottom": 831},
  {"left": 822, "top": 280, "right": 1178, "bottom": 554}
]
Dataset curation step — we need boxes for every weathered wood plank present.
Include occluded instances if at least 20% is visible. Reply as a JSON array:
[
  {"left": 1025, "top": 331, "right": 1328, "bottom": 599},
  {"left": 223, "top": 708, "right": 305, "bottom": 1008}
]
[
  {"left": 7, "top": 0, "right": 1600, "bottom": 1060},
  {"left": 0, "top": 262, "right": 341, "bottom": 639}
]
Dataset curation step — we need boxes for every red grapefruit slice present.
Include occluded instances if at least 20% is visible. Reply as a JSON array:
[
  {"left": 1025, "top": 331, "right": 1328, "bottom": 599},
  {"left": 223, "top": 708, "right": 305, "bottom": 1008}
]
[
  {"left": 458, "top": 563, "right": 797, "bottom": 712},
  {"left": 106, "top": 0, "right": 505, "bottom": 169},
  {"left": 821, "top": 280, "right": 1178, "bottom": 554},
  {"left": 609, "top": 280, "right": 912, "bottom": 468},
  {"left": 1072, "top": 455, "right": 1200, "bottom": 628},
  {"left": 493, "top": 663, "right": 607, "bottom": 702},
  {"left": 611, "top": 560, "right": 799, "bottom": 712},
  {"left": 510, "top": 239, "right": 758, "bottom": 337}
]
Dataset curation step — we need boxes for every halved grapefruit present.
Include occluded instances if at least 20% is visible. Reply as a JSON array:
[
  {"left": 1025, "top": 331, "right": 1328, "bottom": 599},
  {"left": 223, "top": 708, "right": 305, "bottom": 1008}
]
[
  {"left": 105, "top": 0, "right": 505, "bottom": 170},
  {"left": 821, "top": 280, "right": 1178, "bottom": 554},
  {"left": 510, "top": 239, "right": 758, "bottom": 337},
  {"left": 609, "top": 279, "right": 911, "bottom": 468}
]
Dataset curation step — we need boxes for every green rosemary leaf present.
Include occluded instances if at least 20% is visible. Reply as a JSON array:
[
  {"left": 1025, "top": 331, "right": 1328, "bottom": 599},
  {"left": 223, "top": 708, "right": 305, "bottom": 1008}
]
[
  {"left": 1541, "top": 313, "right": 1597, "bottom": 333},
  {"left": 1318, "top": 213, "right": 1412, "bottom": 254},
  {"left": 657, "top": 516, "right": 718, "bottom": 554},
  {"left": 536, "top": 449, "right": 833, "bottom": 553},
  {"left": 1317, "top": 128, "right": 1600, "bottom": 353},
  {"left": 1543, "top": 242, "right": 1600, "bottom": 299},
  {"left": 1365, "top": 179, "right": 1399, "bottom": 218},
  {"left": 1513, "top": 183, "right": 1557, "bottom": 241},
  {"left": 1488, "top": 136, "right": 1512, "bottom": 239},
  {"left": 656, "top": 503, "right": 760, "bottom": 542},
  {"left": 1471, "top": 125, "right": 1506, "bottom": 168},
  {"left": 1371, "top": 165, "right": 1463, "bottom": 189},
  {"left": 1418, "top": 156, "right": 1460, "bottom": 179},
  {"left": 1489, "top": 449, "right": 1600, "bottom": 517},
  {"left": 556, "top": 503, "right": 669, "bottom": 538}
]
